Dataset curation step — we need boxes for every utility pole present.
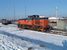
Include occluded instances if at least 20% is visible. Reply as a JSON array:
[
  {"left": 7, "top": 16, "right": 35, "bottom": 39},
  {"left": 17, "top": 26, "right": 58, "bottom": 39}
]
[
  {"left": 24, "top": 0, "right": 27, "bottom": 17},
  {"left": 56, "top": 6, "right": 58, "bottom": 17},
  {"left": 13, "top": 0, "right": 15, "bottom": 20}
]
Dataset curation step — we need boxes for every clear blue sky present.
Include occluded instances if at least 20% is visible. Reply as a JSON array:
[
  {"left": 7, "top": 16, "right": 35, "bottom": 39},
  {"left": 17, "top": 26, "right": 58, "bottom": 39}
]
[{"left": 0, "top": 0, "right": 67, "bottom": 19}]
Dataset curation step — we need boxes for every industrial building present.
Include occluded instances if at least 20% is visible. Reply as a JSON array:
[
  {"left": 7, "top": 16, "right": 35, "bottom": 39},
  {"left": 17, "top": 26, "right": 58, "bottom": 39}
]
[
  {"left": 49, "top": 17, "right": 67, "bottom": 31},
  {"left": 57, "top": 18, "right": 67, "bottom": 31}
]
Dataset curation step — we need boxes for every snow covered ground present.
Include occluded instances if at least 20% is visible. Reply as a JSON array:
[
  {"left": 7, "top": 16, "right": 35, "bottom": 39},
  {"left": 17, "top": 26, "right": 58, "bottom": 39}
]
[
  {"left": 0, "top": 31, "right": 51, "bottom": 50},
  {"left": 0, "top": 24, "right": 67, "bottom": 50},
  {"left": 0, "top": 24, "right": 52, "bottom": 50}
]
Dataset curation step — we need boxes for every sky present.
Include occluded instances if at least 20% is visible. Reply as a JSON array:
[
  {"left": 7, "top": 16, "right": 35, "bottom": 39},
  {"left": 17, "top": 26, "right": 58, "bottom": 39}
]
[{"left": 0, "top": 0, "right": 67, "bottom": 19}]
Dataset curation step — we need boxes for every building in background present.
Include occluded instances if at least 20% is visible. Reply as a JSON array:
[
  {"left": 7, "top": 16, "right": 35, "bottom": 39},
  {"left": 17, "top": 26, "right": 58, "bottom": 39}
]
[
  {"left": 49, "top": 17, "right": 67, "bottom": 31},
  {"left": 57, "top": 18, "right": 67, "bottom": 31}
]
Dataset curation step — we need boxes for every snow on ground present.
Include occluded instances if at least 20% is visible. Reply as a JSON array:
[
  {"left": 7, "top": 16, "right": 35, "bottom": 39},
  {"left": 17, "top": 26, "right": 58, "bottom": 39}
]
[
  {"left": 0, "top": 24, "right": 52, "bottom": 50},
  {"left": 0, "top": 31, "right": 51, "bottom": 50},
  {"left": 0, "top": 24, "right": 67, "bottom": 50}
]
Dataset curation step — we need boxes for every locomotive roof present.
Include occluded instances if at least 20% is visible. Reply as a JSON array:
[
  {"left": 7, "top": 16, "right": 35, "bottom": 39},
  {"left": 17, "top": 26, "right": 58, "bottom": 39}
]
[
  {"left": 18, "top": 18, "right": 27, "bottom": 20},
  {"left": 18, "top": 17, "right": 48, "bottom": 20}
]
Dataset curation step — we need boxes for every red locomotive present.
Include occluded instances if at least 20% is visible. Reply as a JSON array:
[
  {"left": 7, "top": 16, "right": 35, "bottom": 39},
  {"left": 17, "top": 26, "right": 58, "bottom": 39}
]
[{"left": 17, "top": 15, "right": 49, "bottom": 32}]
